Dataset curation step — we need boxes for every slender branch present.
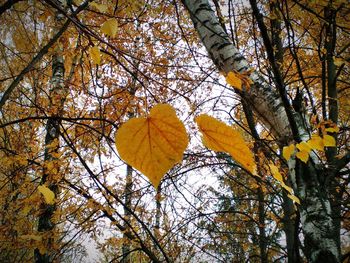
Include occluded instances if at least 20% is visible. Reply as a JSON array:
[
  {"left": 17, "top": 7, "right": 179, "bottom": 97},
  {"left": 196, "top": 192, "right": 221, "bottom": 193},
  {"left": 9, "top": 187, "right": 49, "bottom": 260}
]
[
  {"left": 60, "top": 127, "right": 170, "bottom": 262},
  {"left": 249, "top": 0, "right": 300, "bottom": 141},
  {"left": 63, "top": 178, "right": 162, "bottom": 263}
]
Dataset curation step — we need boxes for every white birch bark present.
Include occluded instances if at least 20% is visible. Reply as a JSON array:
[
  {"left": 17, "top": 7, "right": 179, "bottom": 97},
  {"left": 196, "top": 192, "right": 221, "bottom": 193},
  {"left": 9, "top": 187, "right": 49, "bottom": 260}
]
[
  {"left": 182, "top": 0, "right": 291, "bottom": 141},
  {"left": 181, "top": 0, "right": 341, "bottom": 262},
  {"left": 35, "top": 2, "right": 68, "bottom": 262}
]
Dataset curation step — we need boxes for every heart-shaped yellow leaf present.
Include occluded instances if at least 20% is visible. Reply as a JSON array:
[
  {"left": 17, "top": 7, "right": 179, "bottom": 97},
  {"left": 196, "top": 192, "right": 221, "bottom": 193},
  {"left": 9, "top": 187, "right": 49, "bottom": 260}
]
[
  {"left": 195, "top": 114, "right": 256, "bottom": 175},
  {"left": 115, "top": 104, "right": 188, "bottom": 188}
]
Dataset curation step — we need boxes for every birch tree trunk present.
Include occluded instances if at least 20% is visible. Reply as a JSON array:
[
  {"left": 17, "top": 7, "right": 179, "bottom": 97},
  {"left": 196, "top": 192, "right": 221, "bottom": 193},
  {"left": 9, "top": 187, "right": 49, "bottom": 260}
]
[
  {"left": 35, "top": 3, "right": 68, "bottom": 262},
  {"left": 181, "top": 0, "right": 342, "bottom": 262}
]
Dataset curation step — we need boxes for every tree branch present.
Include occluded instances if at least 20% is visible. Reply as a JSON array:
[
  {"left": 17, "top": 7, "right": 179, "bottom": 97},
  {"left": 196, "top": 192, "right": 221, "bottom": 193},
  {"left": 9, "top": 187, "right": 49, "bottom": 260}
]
[
  {"left": 334, "top": 151, "right": 350, "bottom": 173},
  {"left": 0, "top": 20, "right": 70, "bottom": 111},
  {"left": 0, "top": 0, "right": 89, "bottom": 111},
  {"left": 249, "top": 0, "right": 300, "bottom": 141}
]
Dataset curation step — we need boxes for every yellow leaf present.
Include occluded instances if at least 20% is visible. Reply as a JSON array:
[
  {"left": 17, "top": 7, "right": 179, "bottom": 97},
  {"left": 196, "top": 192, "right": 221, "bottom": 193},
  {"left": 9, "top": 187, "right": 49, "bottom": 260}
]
[
  {"left": 269, "top": 163, "right": 293, "bottom": 194},
  {"left": 89, "top": 46, "right": 101, "bottom": 65},
  {"left": 195, "top": 114, "right": 256, "bottom": 175},
  {"left": 225, "top": 71, "right": 242, "bottom": 90},
  {"left": 287, "top": 194, "right": 300, "bottom": 204},
  {"left": 115, "top": 104, "right": 188, "bottom": 188},
  {"left": 38, "top": 185, "right": 55, "bottom": 205},
  {"left": 306, "top": 135, "right": 324, "bottom": 151},
  {"left": 269, "top": 163, "right": 283, "bottom": 182},
  {"left": 325, "top": 126, "right": 339, "bottom": 133},
  {"left": 20, "top": 234, "right": 42, "bottom": 242},
  {"left": 296, "top": 150, "right": 309, "bottom": 163},
  {"left": 90, "top": 2, "right": 108, "bottom": 12},
  {"left": 323, "top": 134, "right": 336, "bottom": 147},
  {"left": 101, "top": 18, "right": 118, "bottom": 38},
  {"left": 282, "top": 144, "right": 295, "bottom": 160},
  {"left": 333, "top": 57, "right": 345, "bottom": 67},
  {"left": 282, "top": 184, "right": 293, "bottom": 195},
  {"left": 296, "top": 141, "right": 312, "bottom": 153}
]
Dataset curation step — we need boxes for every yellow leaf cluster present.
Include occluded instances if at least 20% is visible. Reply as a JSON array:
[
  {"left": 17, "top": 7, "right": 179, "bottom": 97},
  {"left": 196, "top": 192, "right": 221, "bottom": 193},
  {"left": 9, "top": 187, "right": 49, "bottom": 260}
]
[
  {"left": 333, "top": 57, "right": 346, "bottom": 67},
  {"left": 307, "top": 135, "right": 324, "bottom": 151},
  {"left": 195, "top": 114, "right": 256, "bottom": 175},
  {"left": 283, "top": 132, "right": 336, "bottom": 163},
  {"left": 115, "top": 104, "right": 188, "bottom": 188},
  {"left": 101, "top": 18, "right": 118, "bottom": 38},
  {"left": 38, "top": 185, "right": 55, "bottom": 205}
]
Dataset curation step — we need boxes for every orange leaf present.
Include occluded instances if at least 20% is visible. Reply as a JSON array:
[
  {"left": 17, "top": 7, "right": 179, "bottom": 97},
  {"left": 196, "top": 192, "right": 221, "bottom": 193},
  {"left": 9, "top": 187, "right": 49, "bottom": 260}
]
[
  {"left": 282, "top": 144, "right": 295, "bottom": 160},
  {"left": 115, "top": 104, "right": 188, "bottom": 188},
  {"left": 195, "top": 114, "right": 256, "bottom": 175},
  {"left": 296, "top": 141, "right": 312, "bottom": 153},
  {"left": 225, "top": 71, "right": 242, "bottom": 90},
  {"left": 306, "top": 135, "right": 324, "bottom": 151},
  {"left": 296, "top": 150, "right": 309, "bottom": 163}
]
